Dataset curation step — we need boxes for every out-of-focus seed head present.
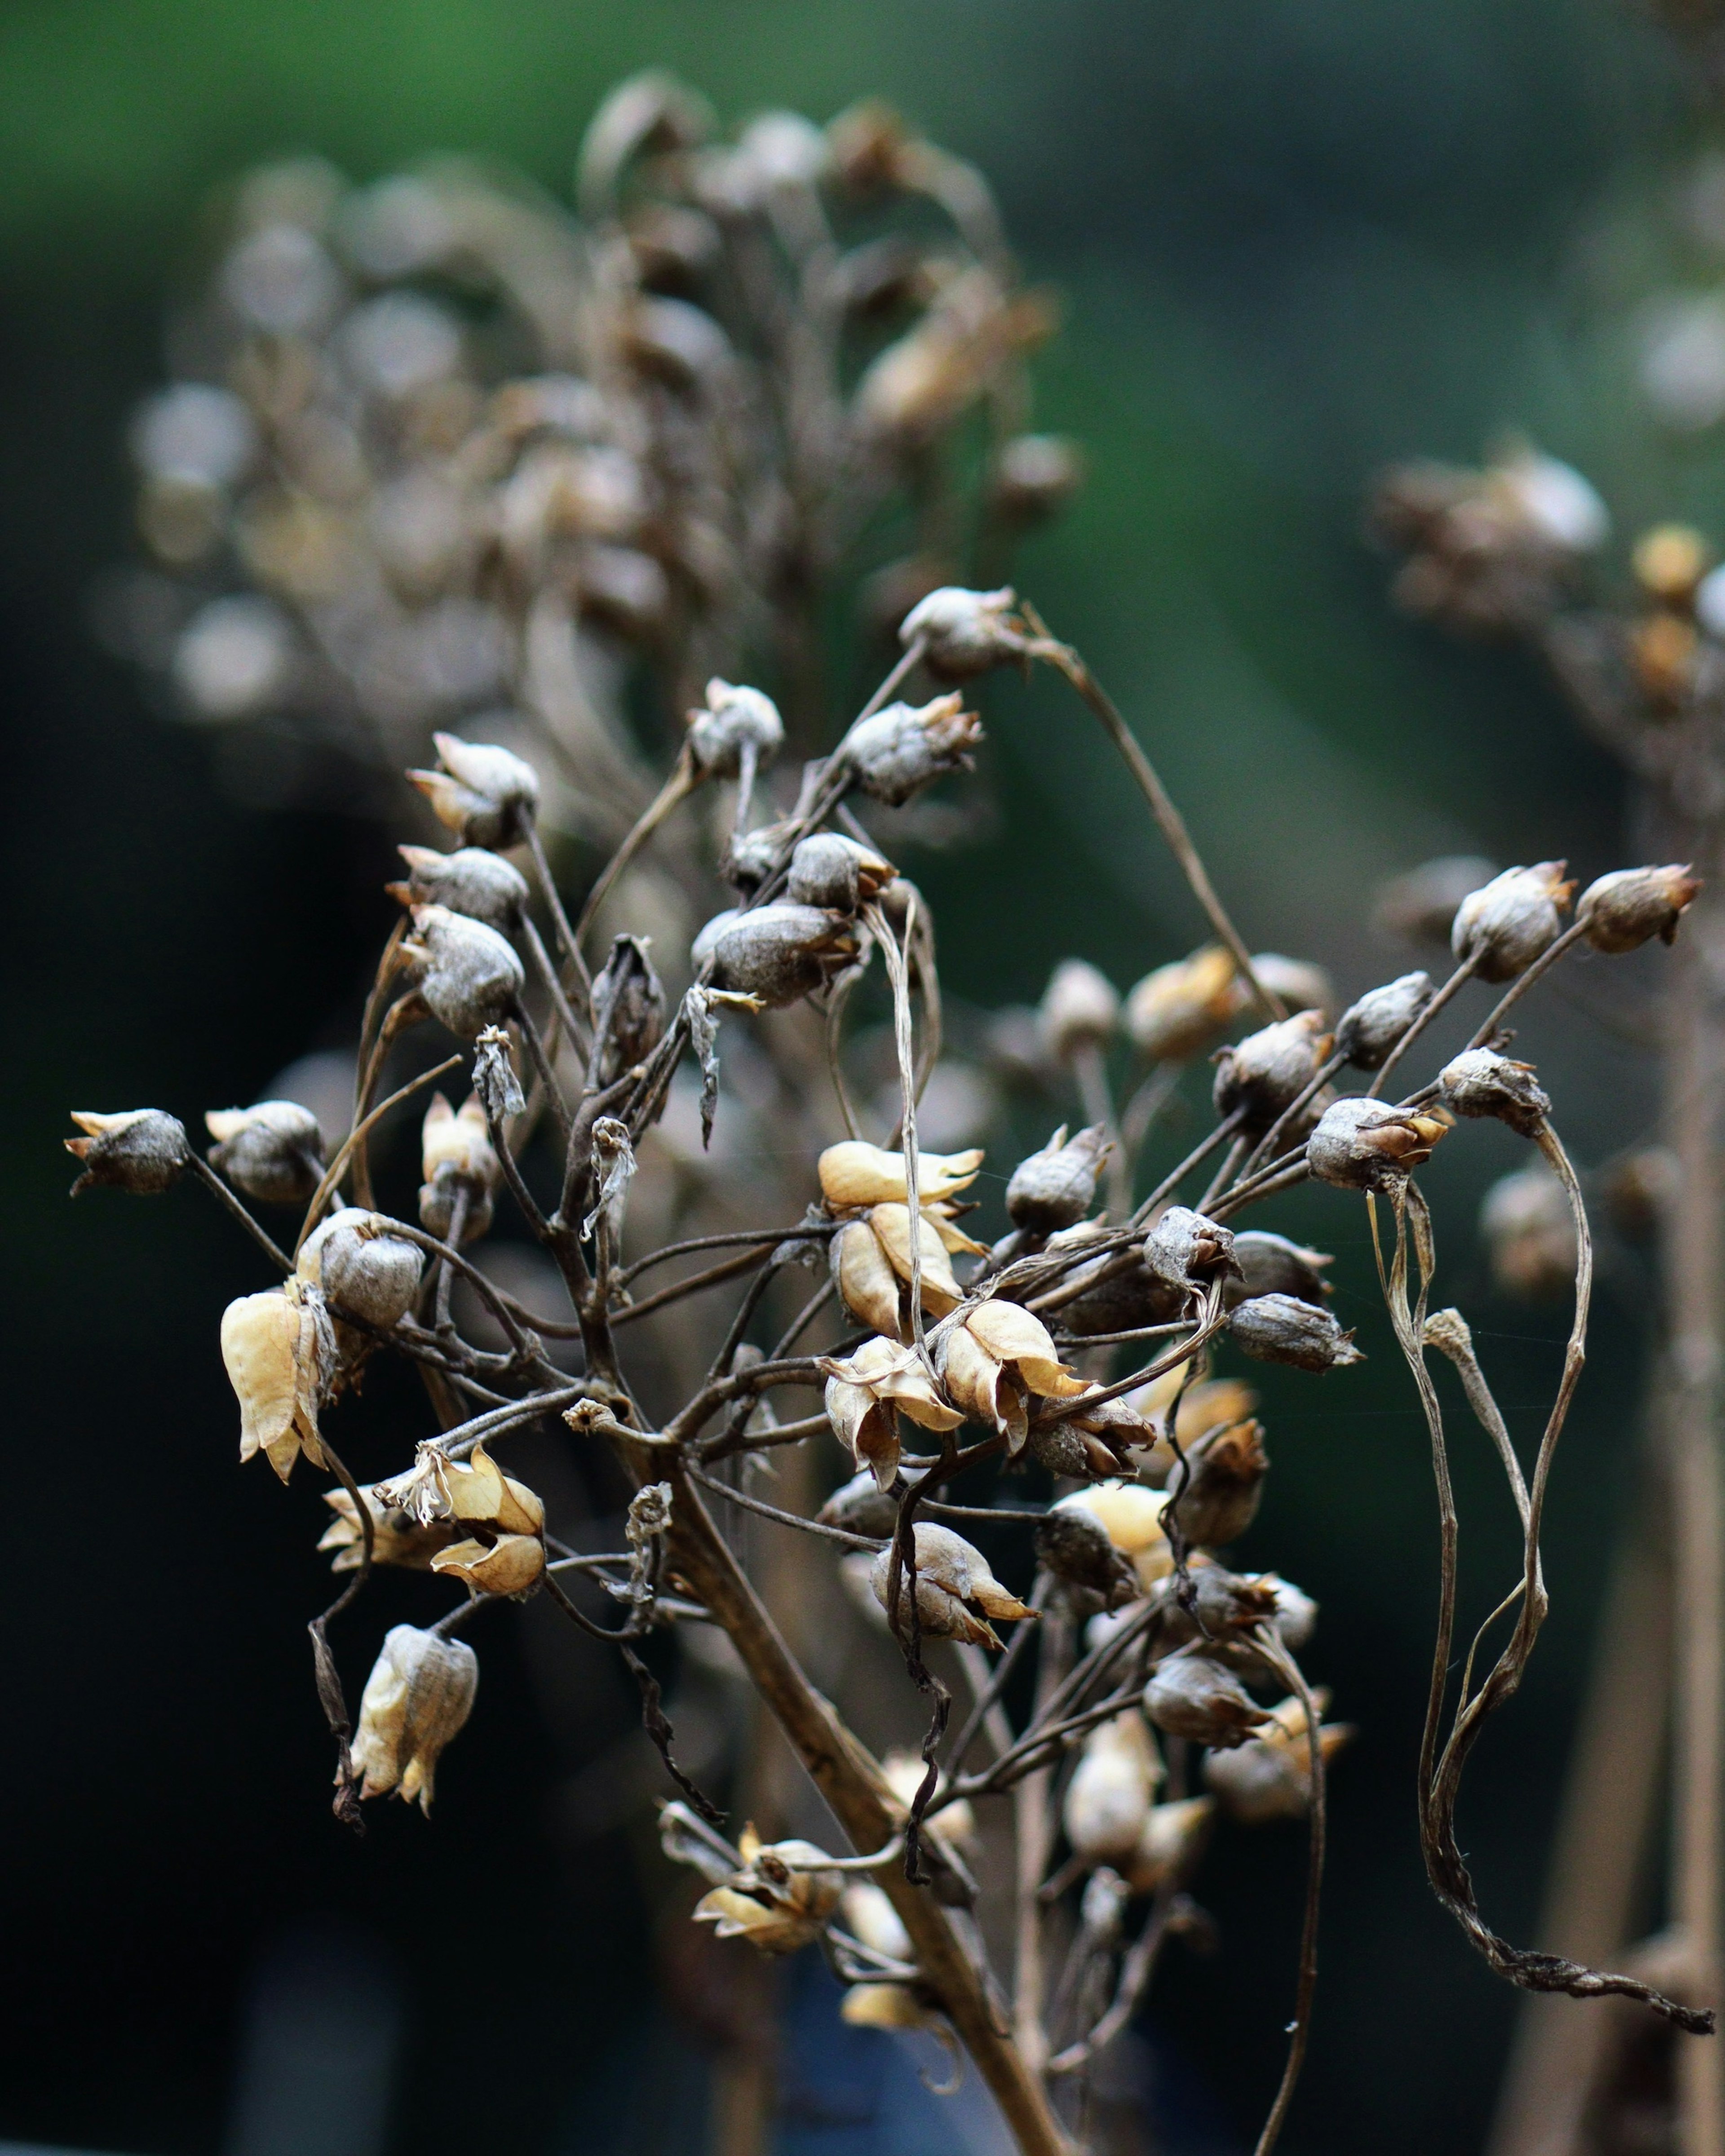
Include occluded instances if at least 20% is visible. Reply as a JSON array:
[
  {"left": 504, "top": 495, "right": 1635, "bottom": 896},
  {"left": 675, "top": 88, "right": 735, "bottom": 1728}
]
[
  {"left": 1451, "top": 862, "right": 1576, "bottom": 983},
  {"left": 298, "top": 1207, "right": 425, "bottom": 1328},
  {"left": 1439, "top": 1047, "right": 1552, "bottom": 1139},
  {"left": 1212, "top": 1009, "right": 1331, "bottom": 1133},
  {"left": 1335, "top": 972, "right": 1434, "bottom": 1071},
  {"left": 1006, "top": 1124, "right": 1110, "bottom": 1235},
  {"left": 1125, "top": 1796, "right": 1215, "bottom": 1895},
  {"left": 350, "top": 1623, "right": 479, "bottom": 1812},
  {"left": 1034, "top": 1507, "right": 1140, "bottom": 1607},
  {"left": 590, "top": 934, "right": 666, "bottom": 1080},
  {"left": 205, "top": 1100, "right": 324, "bottom": 1204},
  {"left": 686, "top": 678, "right": 784, "bottom": 778},
  {"left": 1204, "top": 1705, "right": 1352, "bottom": 1824},
  {"left": 721, "top": 821, "right": 794, "bottom": 895},
  {"left": 1123, "top": 946, "right": 1241, "bottom": 1062},
  {"left": 1149, "top": 1561, "right": 1279, "bottom": 1651},
  {"left": 1603, "top": 1147, "right": 1679, "bottom": 1241},
  {"left": 1634, "top": 525, "right": 1710, "bottom": 606},
  {"left": 817, "top": 1464, "right": 924, "bottom": 1539},
  {"left": 1228, "top": 1293, "right": 1362, "bottom": 1373},
  {"left": 65, "top": 1109, "right": 190, "bottom": 1197},
  {"left": 402, "top": 905, "right": 526, "bottom": 1036},
  {"left": 1164, "top": 1421, "right": 1269, "bottom": 1546},
  {"left": 694, "top": 902, "right": 859, "bottom": 1007},
  {"left": 1307, "top": 1096, "right": 1451, "bottom": 1192},
  {"left": 388, "top": 844, "right": 528, "bottom": 930},
  {"left": 1142, "top": 1206, "right": 1242, "bottom": 1299},
  {"left": 1039, "top": 960, "right": 1119, "bottom": 1063},
  {"left": 827, "top": 99, "right": 915, "bottom": 193},
  {"left": 1577, "top": 865, "right": 1702, "bottom": 954},
  {"left": 898, "top": 585, "right": 1029, "bottom": 679},
  {"left": 418, "top": 1093, "right": 500, "bottom": 1242},
  {"left": 1249, "top": 954, "right": 1334, "bottom": 1022},
  {"left": 1491, "top": 448, "right": 1610, "bottom": 556},
  {"left": 1054, "top": 1482, "right": 1174, "bottom": 1592},
  {"left": 786, "top": 832, "right": 896, "bottom": 912},
  {"left": 1142, "top": 1652, "right": 1271, "bottom": 1749},
  {"left": 1479, "top": 1164, "right": 1577, "bottom": 1298},
  {"left": 1226, "top": 1232, "right": 1333, "bottom": 1308},
  {"left": 407, "top": 731, "right": 540, "bottom": 848},
  {"left": 868, "top": 1521, "right": 1035, "bottom": 1648},
  {"left": 990, "top": 434, "right": 1083, "bottom": 525},
  {"left": 1062, "top": 1712, "right": 1161, "bottom": 1861},
  {"left": 837, "top": 693, "right": 982, "bottom": 806},
  {"left": 1375, "top": 856, "right": 1500, "bottom": 948}
]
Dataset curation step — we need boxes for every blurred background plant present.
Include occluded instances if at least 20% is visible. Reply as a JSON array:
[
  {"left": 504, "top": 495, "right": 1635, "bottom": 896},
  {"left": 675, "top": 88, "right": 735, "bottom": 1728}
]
[{"left": 12, "top": 1, "right": 1725, "bottom": 2154}]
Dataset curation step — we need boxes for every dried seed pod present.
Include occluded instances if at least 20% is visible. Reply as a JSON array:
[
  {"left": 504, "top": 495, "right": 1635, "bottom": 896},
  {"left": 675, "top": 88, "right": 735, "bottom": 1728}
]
[
  {"left": 418, "top": 1093, "right": 500, "bottom": 1242},
  {"left": 1126, "top": 1796, "right": 1215, "bottom": 1893},
  {"left": 840, "top": 1983, "right": 944, "bottom": 2033},
  {"left": 1025, "top": 1419, "right": 1130, "bottom": 1482},
  {"left": 1228, "top": 1293, "right": 1362, "bottom": 1372},
  {"left": 990, "top": 435, "right": 1084, "bottom": 525},
  {"left": 898, "top": 584, "right": 1029, "bottom": 678},
  {"left": 1039, "top": 959, "right": 1119, "bottom": 1062},
  {"left": 695, "top": 901, "right": 859, "bottom": 1005},
  {"left": 1049, "top": 1386, "right": 1158, "bottom": 1477},
  {"left": 935, "top": 1298, "right": 1087, "bottom": 1450},
  {"left": 866, "top": 1202, "right": 975, "bottom": 1310},
  {"left": 373, "top": 1438, "right": 542, "bottom": 1533},
  {"left": 402, "top": 904, "right": 525, "bottom": 1036},
  {"left": 1260, "top": 1573, "right": 1318, "bottom": 1650},
  {"left": 1375, "top": 856, "right": 1500, "bottom": 947},
  {"left": 1142, "top": 1206, "right": 1242, "bottom": 1300},
  {"left": 830, "top": 1217, "right": 907, "bottom": 1335},
  {"left": 1005, "top": 1124, "right": 1110, "bottom": 1235},
  {"left": 1334, "top": 972, "right": 1434, "bottom": 1071},
  {"left": 318, "top": 1488, "right": 454, "bottom": 1571},
  {"left": 839, "top": 1880, "right": 913, "bottom": 1964},
  {"left": 1063, "top": 1712, "right": 1162, "bottom": 1863},
  {"left": 430, "top": 1531, "right": 545, "bottom": 1597},
  {"left": 389, "top": 844, "right": 528, "bottom": 930},
  {"left": 868, "top": 1522, "right": 1035, "bottom": 1648},
  {"left": 1603, "top": 1147, "right": 1678, "bottom": 1240},
  {"left": 590, "top": 934, "right": 666, "bottom": 1080},
  {"left": 1149, "top": 1561, "right": 1279, "bottom": 1651},
  {"left": 785, "top": 832, "right": 896, "bottom": 911},
  {"left": 298, "top": 1207, "right": 424, "bottom": 1328},
  {"left": 221, "top": 1279, "right": 331, "bottom": 1481},
  {"left": 1576, "top": 865, "right": 1702, "bottom": 954},
  {"left": 1307, "top": 1096, "right": 1451, "bottom": 1192},
  {"left": 65, "top": 1108, "right": 189, "bottom": 1196},
  {"left": 1034, "top": 1506, "right": 1139, "bottom": 1606},
  {"left": 818, "top": 1335, "right": 963, "bottom": 1488},
  {"left": 1164, "top": 1421, "right": 1269, "bottom": 1547},
  {"left": 1142, "top": 1652, "right": 1271, "bottom": 1749},
  {"left": 818, "top": 1139, "right": 982, "bottom": 1209},
  {"left": 694, "top": 1828, "right": 845, "bottom": 1954},
  {"left": 349, "top": 1623, "right": 479, "bottom": 1812},
  {"left": 685, "top": 678, "right": 784, "bottom": 778},
  {"left": 407, "top": 731, "right": 540, "bottom": 848},
  {"left": 1225, "top": 1231, "right": 1332, "bottom": 1308},
  {"left": 1451, "top": 862, "right": 1576, "bottom": 983},
  {"left": 881, "top": 1747, "right": 979, "bottom": 1856},
  {"left": 837, "top": 692, "right": 982, "bottom": 806},
  {"left": 1440, "top": 1047, "right": 1551, "bottom": 1138},
  {"left": 205, "top": 1100, "right": 324, "bottom": 1204},
  {"left": 1212, "top": 1010, "right": 1332, "bottom": 1133},
  {"left": 720, "top": 821, "right": 792, "bottom": 894},
  {"left": 1249, "top": 953, "right": 1334, "bottom": 1021},
  {"left": 1124, "top": 946, "right": 1241, "bottom": 1062},
  {"left": 1054, "top": 1481, "right": 1174, "bottom": 1591},
  {"left": 818, "top": 1465, "right": 924, "bottom": 1538},
  {"left": 1482, "top": 1161, "right": 1580, "bottom": 1296},
  {"left": 1203, "top": 1696, "right": 1353, "bottom": 1824},
  {"left": 1053, "top": 1235, "right": 1187, "bottom": 1338}
]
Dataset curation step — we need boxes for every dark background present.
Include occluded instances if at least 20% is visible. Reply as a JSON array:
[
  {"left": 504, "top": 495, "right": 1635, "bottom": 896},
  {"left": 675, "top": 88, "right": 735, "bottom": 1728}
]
[{"left": 2, "top": 0, "right": 1712, "bottom": 2149}]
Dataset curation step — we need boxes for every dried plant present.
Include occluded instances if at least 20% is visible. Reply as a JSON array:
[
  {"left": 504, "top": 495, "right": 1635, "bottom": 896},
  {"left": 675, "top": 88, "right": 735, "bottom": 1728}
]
[{"left": 76, "top": 76, "right": 1721, "bottom": 2156}]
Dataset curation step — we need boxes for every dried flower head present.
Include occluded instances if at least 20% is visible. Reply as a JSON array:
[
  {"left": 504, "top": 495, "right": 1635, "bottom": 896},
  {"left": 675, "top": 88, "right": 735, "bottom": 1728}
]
[
  {"left": 350, "top": 1623, "right": 479, "bottom": 1812},
  {"left": 819, "top": 1335, "right": 963, "bottom": 1488},
  {"left": 1142, "top": 1206, "right": 1243, "bottom": 1301},
  {"left": 685, "top": 679, "right": 785, "bottom": 778},
  {"left": 389, "top": 845, "right": 528, "bottom": 930},
  {"left": 693, "top": 1826, "right": 845, "bottom": 1954},
  {"left": 1226, "top": 1232, "right": 1333, "bottom": 1308},
  {"left": 786, "top": 832, "right": 897, "bottom": 912},
  {"left": 1063, "top": 1711, "right": 1162, "bottom": 1863},
  {"left": 828, "top": 1202, "right": 980, "bottom": 1335},
  {"left": 298, "top": 1207, "right": 425, "bottom": 1328},
  {"left": 419, "top": 1093, "right": 500, "bottom": 1241},
  {"left": 898, "top": 584, "right": 1030, "bottom": 678},
  {"left": 1054, "top": 1482, "right": 1174, "bottom": 1591},
  {"left": 1005, "top": 1124, "right": 1110, "bottom": 1236},
  {"left": 1212, "top": 1010, "right": 1332, "bottom": 1134},
  {"left": 1451, "top": 862, "right": 1576, "bottom": 983},
  {"left": 65, "top": 1109, "right": 189, "bottom": 1196},
  {"left": 1334, "top": 973, "right": 1434, "bottom": 1072},
  {"left": 1576, "top": 865, "right": 1702, "bottom": 954},
  {"left": 1439, "top": 1047, "right": 1552, "bottom": 1138},
  {"left": 837, "top": 692, "right": 982, "bottom": 806},
  {"left": 693, "top": 902, "right": 860, "bottom": 1005},
  {"left": 407, "top": 732, "right": 540, "bottom": 847},
  {"left": 402, "top": 905, "right": 526, "bottom": 1037},
  {"left": 204, "top": 1100, "right": 324, "bottom": 1205},
  {"left": 1142, "top": 1651, "right": 1271, "bottom": 1749},
  {"left": 934, "top": 1297, "right": 1088, "bottom": 1450},
  {"left": 1228, "top": 1293, "right": 1363, "bottom": 1373},
  {"left": 1123, "top": 946, "right": 1242, "bottom": 1062},
  {"left": 221, "top": 1279, "right": 332, "bottom": 1481},
  {"left": 1163, "top": 1420, "right": 1270, "bottom": 1547},
  {"left": 869, "top": 1522, "right": 1035, "bottom": 1648},
  {"left": 1307, "top": 1096, "right": 1451, "bottom": 1192},
  {"left": 318, "top": 1487, "right": 455, "bottom": 1571},
  {"left": 1034, "top": 1505, "right": 1141, "bottom": 1605},
  {"left": 818, "top": 1139, "right": 982, "bottom": 1209},
  {"left": 1039, "top": 959, "right": 1120, "bottom": 1063}
]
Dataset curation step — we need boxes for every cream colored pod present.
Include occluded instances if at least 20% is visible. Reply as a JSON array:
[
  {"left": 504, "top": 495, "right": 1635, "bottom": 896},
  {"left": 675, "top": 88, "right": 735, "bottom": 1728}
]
[
  {"left": 692, "top": 1828, "right": 845, "bottom": 1955},
  {"left": 349, "top": 1623, "right": 479, "bottom": 1812},
  {"left": 868, "top": 1522, "right": 1035, "bottom": 1649},
  {"left": 1062, "top": 1711, "right": 1163, "bottom": 1865},
  {"left": 221, "top": 1279, "right": 331, "bottom": 1482},
  {"left": 818, "top": 1335, "right": 963, "bottom": 1490},
  {"left": 934, "top": 1297, "right": 1088, "bottom": 1451},
  {"left": 418, "top": 1093, "right": 500, "bottom": 1243},
  {"left": 1126, "top": 1796, "right": 1215, "bottom": 1895},
  {"left": 297, "top": 1208, "right": 424, "bottom": 1328},
  {"left": 817, "top": 1140, "right": 983, "bottom": 1210},
  {"left": 1053, "top": 1481, "right": 1174, "bottom": 1592}
]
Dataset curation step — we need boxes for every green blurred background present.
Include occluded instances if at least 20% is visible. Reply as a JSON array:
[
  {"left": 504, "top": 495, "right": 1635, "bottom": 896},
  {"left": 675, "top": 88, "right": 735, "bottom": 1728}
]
[{"left": 3, "top": 0, "right": 1710, "bottom": 2149}]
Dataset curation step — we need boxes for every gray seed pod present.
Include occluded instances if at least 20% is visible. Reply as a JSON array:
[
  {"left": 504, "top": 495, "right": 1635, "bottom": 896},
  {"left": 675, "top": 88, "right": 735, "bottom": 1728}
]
[
  {"left": 1212, "top": 1010, "right": 1331, "bottom": 1133},
  {"left": 686, "top": 678, "right": 784, "bottom": 778},
  {"left": 1149, "top": 1564, "right": 1279, "bottom": 1651},
  {"left": 1035, "top": 1507, "right": 1139, "bottom": 1607},
  {"left": 590, "top": 934, "right": 666, "bottom": 1081},
  {"left": 786, "top": 832, "right": 895, "bottom": 912},
  {"left": 390, "top": 845, "right": 528, "bottom": 931},
  {"left": 1026, "top": 1421, "right": 1124, "bottom": 1481},
  {"left": 1451, "top": 862, "right": 1575, "bottom": 983},
  {"left": 1142, "top": 1653, "right": 1270, "bottom": 1749},
  {"left": 1142, "top": 1206, "right": 1242, "bottom": 1298},
  {"left": 1307, "top": 1097, "right": 1448, "bottom": 1192},
  {"left": 697, "top": 902, "right": 859, "bottom": 1007},
  {"left": 898, "top": 584, "right": 1028, "bottom": 679},
  {"left": 1439, "top": 1047, "right": 1551, "bottom": 1138},
  {"left": 205, "top": 1100, "right": 324, "bottom": 1204},
  {"left": 818, "top": 1467, "right": 911, "bottom": 1539},
  {"left": 1228, "top": 1293, "right": 1362, "bottom": 1372},
  {"left": 403, "top": 905, "right": 525, "bottom": 1038},
  {"left": 837, "top": 693, "right": 983, "bottom": 806},
  {"left": 721, "top": 819, "right": 796, "bottom": 894},
  {"left": 298, "top": 1208, "right": 425, "bottom": 1328},
  {"left": 1006, "top": 1124, "right": 1110, "bottom": 1235},
  {"left": 1334, "top": 972, "right": 1434, "bottom": 1071},
  {"left": 65, "top": 1109, "right": 190, "bottom": 1196},
  {"left": 1578, "top": 865, "right": 1701, "bottom": 954},
  {"left": 1057, "top": 1250, "right": 1187, "bottom": 1340},
  {"left": 1039, "top": 960, "right": 1120, "bottom": 1062},
  {"left": 420, "top": 1170, "right": 494, "bottom": 1245},
  {"left": 1226, "top": 1231, "right": 1333, "bottom": 1308},
  {"left": 1164, "top": 1421, "right": 1269, "bottom": 1548},
  {"left": 407, "top": 732, "right": 540, "bottom": 848}
]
